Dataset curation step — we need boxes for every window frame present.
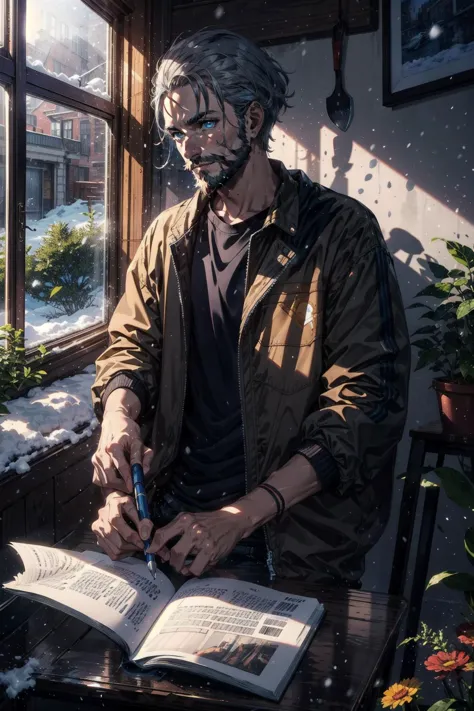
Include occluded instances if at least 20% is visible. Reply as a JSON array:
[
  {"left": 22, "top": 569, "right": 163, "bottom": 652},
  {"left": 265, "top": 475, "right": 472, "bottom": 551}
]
[
  {"left": 79, "top": 118, "right": 91, "bottom": 155},
  {"left": 0, "top": 0, "right": 128, "bottom": 375},
  {"left": 62, "top": 118, "right": 73, "bottom": 139}
]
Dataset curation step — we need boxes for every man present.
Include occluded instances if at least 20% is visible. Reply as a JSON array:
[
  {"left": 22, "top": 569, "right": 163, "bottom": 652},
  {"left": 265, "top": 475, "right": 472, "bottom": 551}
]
[{"left": 90, "top": 29, "right": 410, "bottom": 585}]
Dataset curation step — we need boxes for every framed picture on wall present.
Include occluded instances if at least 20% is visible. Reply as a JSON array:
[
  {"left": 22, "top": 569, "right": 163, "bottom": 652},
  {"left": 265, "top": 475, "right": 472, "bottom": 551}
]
[{"left": 383, "top": 0, "right": 474, "bottom": 106}]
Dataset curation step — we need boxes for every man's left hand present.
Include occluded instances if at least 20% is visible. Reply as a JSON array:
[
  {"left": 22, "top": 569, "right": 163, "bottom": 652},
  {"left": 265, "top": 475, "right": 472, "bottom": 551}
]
[{"left": 147, "top": 509, "right": 253, "bottom": 576}]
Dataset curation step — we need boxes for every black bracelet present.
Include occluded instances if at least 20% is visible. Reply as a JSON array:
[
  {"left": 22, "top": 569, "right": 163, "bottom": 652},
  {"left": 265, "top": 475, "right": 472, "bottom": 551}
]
[{"left": 258, "top": 483, "right": 285, "bottom": 521}]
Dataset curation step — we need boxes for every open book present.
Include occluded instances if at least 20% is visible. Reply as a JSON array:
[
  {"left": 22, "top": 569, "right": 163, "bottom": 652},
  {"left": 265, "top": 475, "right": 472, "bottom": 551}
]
[{"left": 4, "top": 543, "right": 325, "bottom": 701}]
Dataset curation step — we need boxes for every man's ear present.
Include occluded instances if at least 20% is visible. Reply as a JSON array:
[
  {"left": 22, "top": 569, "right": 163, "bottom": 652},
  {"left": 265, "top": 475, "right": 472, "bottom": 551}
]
[{"left": 245, "top": 101, "right": 264, "bottom": 141}]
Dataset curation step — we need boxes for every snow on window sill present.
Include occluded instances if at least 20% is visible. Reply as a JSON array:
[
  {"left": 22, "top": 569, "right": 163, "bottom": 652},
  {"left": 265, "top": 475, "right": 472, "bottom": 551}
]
[
  {"left": 0, "top": 364, "right": 99, "bottom": 477},
  {"left": 26, "top": 56, "right": 110, "bottom": 98}
]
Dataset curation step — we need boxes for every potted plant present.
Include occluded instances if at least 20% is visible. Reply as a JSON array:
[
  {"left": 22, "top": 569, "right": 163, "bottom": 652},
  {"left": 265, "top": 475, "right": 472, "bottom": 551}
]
[
  {"left": 380, "top": 463, "right": 474, "bottom": 710},
  {"left": 409, "top": 238, "right": 474, "bottom": 437}
]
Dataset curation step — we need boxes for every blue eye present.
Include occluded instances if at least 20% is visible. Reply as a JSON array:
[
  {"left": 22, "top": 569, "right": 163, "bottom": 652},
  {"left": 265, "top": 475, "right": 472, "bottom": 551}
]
[
  {"left": 171, "top": 131, "right": 185, "bottom": 141},
  {"left": 201, "top": 120, "right": 217, "bottom": 130}
]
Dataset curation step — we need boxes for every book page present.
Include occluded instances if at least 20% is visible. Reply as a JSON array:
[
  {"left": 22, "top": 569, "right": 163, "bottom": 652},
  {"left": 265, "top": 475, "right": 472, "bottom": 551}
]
[
  {"left": 133, "top": 577, "right": 324, "bottom": 693},
  {"left": 4, "top": 543, "right": 175, "bottom": 656}
]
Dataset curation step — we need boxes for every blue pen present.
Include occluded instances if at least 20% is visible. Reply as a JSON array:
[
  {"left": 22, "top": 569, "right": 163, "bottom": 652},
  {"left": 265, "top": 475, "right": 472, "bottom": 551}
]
[{"left": 131, "top": 462, "right": 157, "bottom": 580}]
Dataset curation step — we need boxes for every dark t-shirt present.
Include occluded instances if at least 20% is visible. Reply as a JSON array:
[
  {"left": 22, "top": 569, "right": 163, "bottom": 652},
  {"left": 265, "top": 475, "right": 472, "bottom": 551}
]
[{"left": 156, "top": 204, "right": 268, "bottom": 553}]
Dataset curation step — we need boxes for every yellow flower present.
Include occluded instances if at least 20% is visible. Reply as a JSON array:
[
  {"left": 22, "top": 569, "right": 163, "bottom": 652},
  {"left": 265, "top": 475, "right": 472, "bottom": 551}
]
[{"left": 381, "top": 678, "right": 422, "bottom": 708}]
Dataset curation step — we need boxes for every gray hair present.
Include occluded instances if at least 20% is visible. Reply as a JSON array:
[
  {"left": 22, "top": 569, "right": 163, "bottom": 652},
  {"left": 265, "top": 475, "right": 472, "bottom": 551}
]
[{"left": 152, "top": 28, "right": 294, "bottom": 157}]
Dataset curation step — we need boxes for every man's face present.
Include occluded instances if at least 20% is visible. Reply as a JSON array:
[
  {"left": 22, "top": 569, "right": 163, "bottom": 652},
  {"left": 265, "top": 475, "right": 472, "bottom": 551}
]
[{"left": 162, "top": 83, "right": 252, "bottom": 193}]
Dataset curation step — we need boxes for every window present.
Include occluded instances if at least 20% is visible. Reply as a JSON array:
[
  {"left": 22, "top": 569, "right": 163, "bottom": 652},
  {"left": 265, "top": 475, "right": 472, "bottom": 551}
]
[
  {"left": 0, "top": 0, "right": 4, "bottom": 48},
  {"left": 78, "top": 38, "right": 88, "bottom": 60},
  {"left": 0, "top": 87, "right": 7, "bottom": 326},
  {"left": 80, "top": 119, "right": 90, "bottom": 156},
  {"left": 94, "top": 119, "right": 105, "bottom": 153},
  {"left": 25, "top": 98, "right": 107, "bottom": 346},
  {"left": 26, "top": 1, "right": 110, "bottom": 99},
  {"left": 1, "top": 0, "right": 122, "bottom": 357},
  {"left": 62, "top": 119, "right": 73, "bottom": 139}
]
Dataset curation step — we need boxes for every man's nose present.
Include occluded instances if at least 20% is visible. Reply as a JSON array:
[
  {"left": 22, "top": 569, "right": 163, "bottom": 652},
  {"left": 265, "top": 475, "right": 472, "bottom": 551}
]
[{"left": 182, "top": 136, "right": 201, "bottom": 162}]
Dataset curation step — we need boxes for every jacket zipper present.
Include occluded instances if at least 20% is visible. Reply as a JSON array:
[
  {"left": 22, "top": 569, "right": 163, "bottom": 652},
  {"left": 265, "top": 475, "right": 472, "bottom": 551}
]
[
  {"left": 237, "top": 230, "right": 295, "bottom": 581},
  {"left": 169, "top": 243, "right": 188, "bottom": 464}
]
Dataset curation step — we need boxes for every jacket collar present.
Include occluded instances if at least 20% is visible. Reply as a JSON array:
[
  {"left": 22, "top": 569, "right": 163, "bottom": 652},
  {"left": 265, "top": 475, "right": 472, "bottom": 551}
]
[{"left": 168, "top": 159, "right": 301, "bottom": 247}]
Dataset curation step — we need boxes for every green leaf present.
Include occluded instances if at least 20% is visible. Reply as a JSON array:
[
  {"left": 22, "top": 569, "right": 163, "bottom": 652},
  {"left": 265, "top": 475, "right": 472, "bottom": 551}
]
[
  {"left": 465, "top": 590, "right": 474, "bottom": 612},
  {"left": 465, "top": 528, "right": 474, "bottom": 567},
  {"left": 50, "top": 285, "right": 63, "bottom": 298},
  {"left": 426, "top": 700, "right": 462, "bottom": 711},
  {"left": 422, "top": 303, "right": 457, "bottom": 321},
  {"left": 415, "top": 283, "right": 454, "bottom": 298},
  {"left": 407, "top": 302, "right": 432, "bottom": 310},
  {"left": 444, "top": 331, "right": 461, "bottom": 346},
  {"left": 412, "top": 325, "right": 437, "bottom": 335},
  {"left": 421, "top": 479, "right": 440, "bottom": 488},
  {"left": 412, "top": 338, "right": 436, "bottom": 350},
  {"left": 457, "top": 299, "right": 474, "bottom": 320},
  {"left": 427, "top": 571, "right": 457, "bottom": 589},
  {"left": 453, "top": 278, "right": 469, "bottom": 287},
  {"left": 434, "top": 466, "right": 474, "bottom": 509},
  {"left": 460, "top": 357, "right": 474, "bottom": 383},
  {"left": 415, "top": 349, "right": 442, "bottom": 371},
  {"left": 442, "top": 572, "right": 474, "bottom": 590},
  {"left": 426, "top": 571, "right": 474, "bottom": 591},
  {"left": 427, "top": 261, "right": 450, "bottom": 279},
  {"left": 433, "top": 238, "right": 474, "bottom": 269},
  {"left": 448, "top": 269, "right": 465, "bottom": 278}
]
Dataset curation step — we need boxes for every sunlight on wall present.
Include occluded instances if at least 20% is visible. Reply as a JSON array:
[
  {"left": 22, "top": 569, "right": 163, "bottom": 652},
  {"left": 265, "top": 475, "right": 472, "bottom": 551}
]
[
  {"left": 270, "top": 123, "right": 473, "bottom": 285},
  {"left": 318, "top": 124, "right": 473, "bottom": 277},
  {"left": 271, "top": 125, "right": 319, "bottom": 181}
]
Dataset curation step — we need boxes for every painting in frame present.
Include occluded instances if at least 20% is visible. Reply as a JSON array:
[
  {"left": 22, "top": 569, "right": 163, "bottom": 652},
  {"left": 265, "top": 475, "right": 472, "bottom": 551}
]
[{"left": 383, "top": 0, "right": 474, "bottom": 106}]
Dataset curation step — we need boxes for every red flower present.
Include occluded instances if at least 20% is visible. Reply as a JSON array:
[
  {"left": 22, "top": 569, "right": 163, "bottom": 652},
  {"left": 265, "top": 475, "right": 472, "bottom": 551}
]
[
  {"left": 424, "top": 650, "right": 470, "bottom": 679},
  {"left": 457, "top": 622, "right": 474, "bottom": 646}
]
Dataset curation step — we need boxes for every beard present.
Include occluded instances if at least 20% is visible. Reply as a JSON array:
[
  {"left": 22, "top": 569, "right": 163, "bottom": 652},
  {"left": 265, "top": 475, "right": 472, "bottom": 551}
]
[{"left": 192, "top": 131, "right": 252, "bottom": 195}]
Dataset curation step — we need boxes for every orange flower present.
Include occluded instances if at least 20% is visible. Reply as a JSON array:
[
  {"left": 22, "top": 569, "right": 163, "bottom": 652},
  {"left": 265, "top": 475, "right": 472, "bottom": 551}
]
[
  {"left": 381, "top": 678, "right": 421, "bottom": 708},
  {"left": 424, "top": 650, "right": 470, "bottom": 679},
  {"left": 457, "top": 622, "right": 474, "bottom": 646}
]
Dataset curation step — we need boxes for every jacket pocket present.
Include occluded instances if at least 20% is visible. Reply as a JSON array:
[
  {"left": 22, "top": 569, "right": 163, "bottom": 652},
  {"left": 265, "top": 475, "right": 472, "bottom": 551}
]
[
  {"left": 257, "top": 287, "right": 322, "bottom": 348},
  {"left": 250, "top": 288, "right": 322, "bottom": 396}
]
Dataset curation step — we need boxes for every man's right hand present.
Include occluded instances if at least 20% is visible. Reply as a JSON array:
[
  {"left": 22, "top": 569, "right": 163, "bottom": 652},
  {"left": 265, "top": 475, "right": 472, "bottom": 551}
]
[
  {"left": 91, "top": 388, "right": 154, "bottom": 493},
  {"left": 91, "top": 491, "right": 154, "bottom": 561}
]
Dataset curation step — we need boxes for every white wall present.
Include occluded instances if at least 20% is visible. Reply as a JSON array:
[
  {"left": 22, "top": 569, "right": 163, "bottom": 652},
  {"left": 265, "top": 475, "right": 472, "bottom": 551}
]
[{"left": 267, "top": 19, "right": 473, "bottom": 698}]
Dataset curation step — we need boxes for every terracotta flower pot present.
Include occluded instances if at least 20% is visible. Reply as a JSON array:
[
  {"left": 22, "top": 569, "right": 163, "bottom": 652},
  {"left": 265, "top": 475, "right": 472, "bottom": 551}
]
[{"left": 432, "top": 378, "right": 474, "bottom": 437}]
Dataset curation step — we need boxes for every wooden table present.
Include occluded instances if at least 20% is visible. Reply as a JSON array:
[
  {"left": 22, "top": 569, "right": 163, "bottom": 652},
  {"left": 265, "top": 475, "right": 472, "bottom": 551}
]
[{"left": 0, "top": 529, "right": 406, "bottom": 711}]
